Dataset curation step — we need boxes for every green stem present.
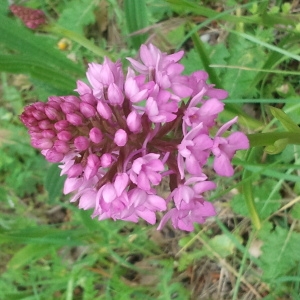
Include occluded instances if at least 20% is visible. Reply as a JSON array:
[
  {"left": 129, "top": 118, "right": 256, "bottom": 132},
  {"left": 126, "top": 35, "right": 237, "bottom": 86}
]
[
  {"left": 243, "top": 131, "right": 300, "bottom": 230},
  {"left": 242, "top": 149, "right": 262, "bottom": 230},
  {"left": 42, "top": 24, "right": 114, "bottom": 60}
]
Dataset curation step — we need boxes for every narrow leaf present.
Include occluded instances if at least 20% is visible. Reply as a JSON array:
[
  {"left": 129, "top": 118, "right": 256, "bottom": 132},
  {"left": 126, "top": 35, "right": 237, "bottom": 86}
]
[
  {"left": 230, "top": 30, "right": 300, "bottom": 61},
  {"left": 124, "top": 0, "right": 148, "bottom": 49},
  {"left": 8, "top": 244, "right": 53, "bottom": 269},
  {"left": 269, "top": 106, "right": 300, "bottom": 133},
  {"left": 0, "top": 55, "right": 77, "bottom": 93},
  {"left": 0, "top": 15, "right": 83, "bottom": 76}
]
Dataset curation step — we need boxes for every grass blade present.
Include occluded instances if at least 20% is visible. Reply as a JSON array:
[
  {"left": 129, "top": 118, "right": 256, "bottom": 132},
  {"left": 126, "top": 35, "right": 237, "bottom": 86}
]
[{"left": 124, "top": 0, "right": 148, "bottom": 49}]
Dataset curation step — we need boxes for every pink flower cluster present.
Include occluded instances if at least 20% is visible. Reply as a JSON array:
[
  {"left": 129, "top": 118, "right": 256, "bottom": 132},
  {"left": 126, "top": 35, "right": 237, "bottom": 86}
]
[
  {"left": 20, "top": 44, "right": 249, "bottom": 231},
  {"left": 10, "top": 4, "right": 46, "bottom": 29}
]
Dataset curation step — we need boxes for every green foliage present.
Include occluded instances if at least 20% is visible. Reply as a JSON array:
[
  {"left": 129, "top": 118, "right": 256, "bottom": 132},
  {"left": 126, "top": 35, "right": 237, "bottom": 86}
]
[
  {"left": 0, "top": 15, "right": 84, "bottom": 95},
  {"left": 258, "top": 224, "right": 300, "bottom": 282},
  {"left": 222, "top": 33, "right": 266, "bottom": 99},
  {"left": 231, "top": 179, "right": 281, "bottom": 219},
  {"left": 2, "top": 0, "right": 300, "bottom": 299},
  {"left": 57, "top": 0, "right": 98, "bottom": 34},
  {"left": 124, "top": 0, "right": 149, "bottom": 49},
  {"left": 181, "top": 43, "right": 230, "bottom": 76},
  {"left": 0, "top": 127, "right": 46, "bottom": 198}
]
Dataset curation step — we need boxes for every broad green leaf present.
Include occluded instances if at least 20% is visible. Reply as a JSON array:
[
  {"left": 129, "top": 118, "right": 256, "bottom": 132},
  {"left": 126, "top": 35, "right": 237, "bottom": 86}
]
[
  {"left": 57, "top": 0, "right": 97, "bottom": 34},
  {"left": 258, "top": 225, "right": 300, "bottom": 281},
  {"left": 223, "top": 33, "right": 265, "bottom": 98},
  {"left": 208, "top": 234, "right": 238, "bottom": 258},
  {"left": 181, "top": 44, "right": 230, "bottom": 76}
]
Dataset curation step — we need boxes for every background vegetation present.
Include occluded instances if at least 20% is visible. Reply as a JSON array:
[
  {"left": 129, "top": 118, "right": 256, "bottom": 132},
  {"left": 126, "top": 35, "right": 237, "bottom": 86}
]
[{"left": 1, "top": 0, "right": 300, "bottom": 299}]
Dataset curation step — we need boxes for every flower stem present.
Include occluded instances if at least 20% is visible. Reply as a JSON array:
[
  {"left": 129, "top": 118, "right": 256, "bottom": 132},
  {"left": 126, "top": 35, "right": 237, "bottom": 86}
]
[{"left": 242, "top": 148, "right": 261, "bottom": 230}]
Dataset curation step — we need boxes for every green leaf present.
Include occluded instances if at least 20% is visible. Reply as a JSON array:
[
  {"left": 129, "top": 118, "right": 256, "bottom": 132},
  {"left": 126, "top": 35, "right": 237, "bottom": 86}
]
[
  {"left": 0, "top": 226, "right": 88, "bottom": 246},
  {"left": 0, "top": 15, "right": 83, "bottom": 76},
  {"left": 269, "top": 106, "right": 300, "bottom": 133},
  {"left": 248, "top": 132, "right": 300, "bottom": 147},
  {"left": 231, "top": 30, "right": 300, "bottom": 62},
  {"left": 45, "top": 164, "right": 66, "bottom": 202},
  {"left": 8, "top": 244, "right": 53, "bottom": 269},
  {"left": 181, "top": 43, "right": 230, "bottom": 77},
  {"left": 124, "top": 0, "right": 148, "bottom": 49},
  {"left": 57, "top": 0, "right": 97, "bottom": 34},
  {"left": 0, "top": 55, "right": 77, "bottom": 93},
  {"left": 166, "top": 0, "right": 255, "bottom": 24},
  {"left": 291, "top": 203, "right": 300, "bottom": 220},
  {"left": 223, "top": 33, "right": 265, "bottom": 98},
  {"left": 251, "top": 33, "right": 300, "bottom": 90},
  {"left": 231, "top": 179, "right": 281, "bottom": 219},
  {"left": 208, "top": 234, "right": 238, "bottom": 258},
  {"left": 265, "top": 138, "right": 288, "bottom": 155},
  {"left": 258, "top": 225, "right": 300, "bottom": 281}
]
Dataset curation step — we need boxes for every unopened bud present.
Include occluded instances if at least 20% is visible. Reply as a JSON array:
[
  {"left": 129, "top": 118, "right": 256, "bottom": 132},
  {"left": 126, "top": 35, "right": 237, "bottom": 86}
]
[
  {"left": 57, "top": 130, "right": 72, "bottom": 141},
  {"left": 74, "top": 136, "right": 89, "bottom": 151},
  {"left": 67, "top": 164, "right": 83, "bottom": 178},
  {"left": 97, "top": 101, "right": 112, "bottom": 120},
  {"left": 89, "top": 127, "right": 103, "bottom": 143},
  {"left": 54, "top": 140, "right": 70, "bottom": 153},
  {"left": 45, "top": 149, "right": 64, "bottom": 162},
  {"left": 32, "top": 138, "right": 53, "bottom": 150},
  {"left": 100, "top": 153, "right": 112, "bottom": 167},
  {"left": 126, "top": 111, "right": 141, "bottom": 133},
  {"left": 66, "top": 113, "right": 83, "bottom": 126},
  {"left": 107, "top": 83, "right": 124, "bottom": 106},
  {"left": 38, "top": 120, "right": 52, "bottom": 130},
  {"left": 80, "top": 102, "right": 96, "bottom": 118},
  {"left": 80, "top": 93, "right": 97, "bottom": 105},
  {"left": 54, "top": 120, "right": 70, "bottom": 131},
  {"left": 114, "top": 129, "right": 127, "bottom": 147}
]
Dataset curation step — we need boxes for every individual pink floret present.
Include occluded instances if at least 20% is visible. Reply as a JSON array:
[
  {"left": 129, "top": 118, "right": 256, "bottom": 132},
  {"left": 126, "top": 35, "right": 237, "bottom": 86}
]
[
  {"left": 157, "top": 200, "right": 216, "bottom": 232},
  {"left": 212, "top": 117, "right": 249, "bottom": 177},
  {"left": 130, "top": 153, "right": 164, "bottom": 191}
]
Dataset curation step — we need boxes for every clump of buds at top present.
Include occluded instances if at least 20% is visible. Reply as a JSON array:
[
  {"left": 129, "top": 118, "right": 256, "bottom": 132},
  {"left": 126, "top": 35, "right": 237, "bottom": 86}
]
[
  {"left": 10, "top": 4, "right": 46, "bottom": 29},
  {"left": 20, "top": 44, "right": 249, "bottom": 231}
]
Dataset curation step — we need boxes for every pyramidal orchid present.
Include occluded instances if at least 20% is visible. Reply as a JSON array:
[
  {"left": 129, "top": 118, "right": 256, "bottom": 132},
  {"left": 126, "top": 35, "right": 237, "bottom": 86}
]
[
  {"left": 20, "top": 44, "right": 249, "bottom": 231},
  {"left": 10, "top": 4, "right": 46, "bottom": 29}
]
